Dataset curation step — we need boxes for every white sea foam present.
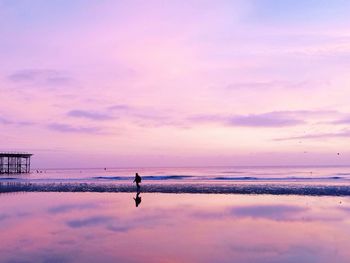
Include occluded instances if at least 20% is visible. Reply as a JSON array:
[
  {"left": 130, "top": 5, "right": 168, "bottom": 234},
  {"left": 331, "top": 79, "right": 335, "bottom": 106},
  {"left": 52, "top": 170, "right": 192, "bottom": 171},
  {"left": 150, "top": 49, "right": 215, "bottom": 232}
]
[{"left": 1, "top": 182, "right": 350, "bottom": 196}]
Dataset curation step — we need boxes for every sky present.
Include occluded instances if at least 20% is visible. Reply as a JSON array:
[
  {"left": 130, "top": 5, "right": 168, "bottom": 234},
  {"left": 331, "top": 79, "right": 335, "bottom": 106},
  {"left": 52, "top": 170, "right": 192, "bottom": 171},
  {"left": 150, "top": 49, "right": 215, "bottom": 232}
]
[{"left": 1, "top": 0, "right": 350, "bottom": 168}]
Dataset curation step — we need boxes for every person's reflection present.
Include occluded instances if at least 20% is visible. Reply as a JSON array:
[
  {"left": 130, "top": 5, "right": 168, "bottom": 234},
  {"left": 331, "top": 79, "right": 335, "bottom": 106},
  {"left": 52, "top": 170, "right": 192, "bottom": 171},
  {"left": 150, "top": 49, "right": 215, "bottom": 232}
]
[{"left": 133, "top": 191, "right": 142, "bottom": 207}]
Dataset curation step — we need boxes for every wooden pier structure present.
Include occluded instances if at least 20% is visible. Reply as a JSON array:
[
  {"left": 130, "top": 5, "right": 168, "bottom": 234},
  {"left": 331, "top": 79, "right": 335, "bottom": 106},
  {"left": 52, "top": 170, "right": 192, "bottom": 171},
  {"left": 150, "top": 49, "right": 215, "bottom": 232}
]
[{"left": 0, "top": 152, "right": 33, "bottom": 174}]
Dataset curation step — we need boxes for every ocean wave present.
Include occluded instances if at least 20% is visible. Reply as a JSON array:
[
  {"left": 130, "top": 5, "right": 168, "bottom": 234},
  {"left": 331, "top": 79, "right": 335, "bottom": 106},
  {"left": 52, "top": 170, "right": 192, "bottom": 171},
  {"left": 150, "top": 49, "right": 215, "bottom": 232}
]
[
  {"left": 214, "top": 176, "right": 345, "bottom": 181},
  {"left": 215, "top": 177, "right": 259, "bottom": 180},
  {"left": 221, "top": 171, "right": 245, "bottom": 174},
  {"left": 1, "top": 182, "right": 350, "bottom": 196},
  {"left": 92, "top": 175, "right": 193, "bottom": 180}
]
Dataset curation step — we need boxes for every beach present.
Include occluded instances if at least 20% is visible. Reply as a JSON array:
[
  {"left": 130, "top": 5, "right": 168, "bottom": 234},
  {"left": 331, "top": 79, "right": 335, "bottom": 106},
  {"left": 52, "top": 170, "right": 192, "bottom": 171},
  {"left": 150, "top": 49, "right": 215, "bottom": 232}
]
[
  {"left": 1, "top": 167, "right": 350, "bottom": 262},
  {"left": 3, "top": 1, "right": 350, "bottom": 262},
  {"left": 1, "top": 191, "right": 349, "bottom": 263}
]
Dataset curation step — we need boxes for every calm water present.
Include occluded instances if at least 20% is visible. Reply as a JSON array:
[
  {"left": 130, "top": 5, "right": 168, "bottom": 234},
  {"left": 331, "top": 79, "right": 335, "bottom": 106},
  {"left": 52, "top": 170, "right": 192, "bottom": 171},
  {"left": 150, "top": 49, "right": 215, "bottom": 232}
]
[{"left": 1, "top": 192, "right": 349, "bottom": 263}]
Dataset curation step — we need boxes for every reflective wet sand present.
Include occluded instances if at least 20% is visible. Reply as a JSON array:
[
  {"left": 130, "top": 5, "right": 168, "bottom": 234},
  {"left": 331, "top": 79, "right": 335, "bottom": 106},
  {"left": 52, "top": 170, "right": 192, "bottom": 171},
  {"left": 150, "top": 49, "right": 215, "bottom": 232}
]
[{"left": 1, "top": 192, "right": 349, "bottom": 263}]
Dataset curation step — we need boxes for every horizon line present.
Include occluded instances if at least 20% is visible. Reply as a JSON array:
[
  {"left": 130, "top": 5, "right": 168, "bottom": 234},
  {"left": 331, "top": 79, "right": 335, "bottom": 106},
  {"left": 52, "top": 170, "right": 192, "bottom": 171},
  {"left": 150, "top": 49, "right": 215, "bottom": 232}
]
[{"left": 31, "top": 164, "right": 350, "bottom": 170}]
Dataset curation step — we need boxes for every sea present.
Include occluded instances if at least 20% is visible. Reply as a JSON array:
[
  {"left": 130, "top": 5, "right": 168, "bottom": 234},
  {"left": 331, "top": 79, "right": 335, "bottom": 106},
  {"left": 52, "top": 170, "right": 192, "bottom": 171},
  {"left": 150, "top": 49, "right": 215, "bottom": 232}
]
[
  {"left": 1, "top": 165, "right": 350, "bottom": 195},
  {"left": 2, "top": 166, "right": 350, "bottom": 262}
]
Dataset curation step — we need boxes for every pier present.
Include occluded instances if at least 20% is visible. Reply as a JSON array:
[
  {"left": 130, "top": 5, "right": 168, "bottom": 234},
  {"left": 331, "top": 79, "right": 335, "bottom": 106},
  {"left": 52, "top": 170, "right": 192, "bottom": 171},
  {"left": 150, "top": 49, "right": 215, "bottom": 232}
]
[{"left": 0, "top": 152, "right": 33, "bottom": 174}]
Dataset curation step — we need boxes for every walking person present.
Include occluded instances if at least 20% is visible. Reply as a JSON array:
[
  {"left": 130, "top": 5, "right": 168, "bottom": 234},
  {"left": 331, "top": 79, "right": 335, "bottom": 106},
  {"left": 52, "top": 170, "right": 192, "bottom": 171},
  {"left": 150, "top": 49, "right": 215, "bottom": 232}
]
[{"left": 133, "top": 172, "right": 142, "bottom": 190}]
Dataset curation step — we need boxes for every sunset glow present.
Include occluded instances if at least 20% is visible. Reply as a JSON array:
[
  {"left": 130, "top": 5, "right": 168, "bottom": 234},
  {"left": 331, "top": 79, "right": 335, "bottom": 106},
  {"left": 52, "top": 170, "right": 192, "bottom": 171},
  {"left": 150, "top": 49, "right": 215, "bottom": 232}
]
[{"left": 1, "top": 0, "right": 350, "bottom": 167}]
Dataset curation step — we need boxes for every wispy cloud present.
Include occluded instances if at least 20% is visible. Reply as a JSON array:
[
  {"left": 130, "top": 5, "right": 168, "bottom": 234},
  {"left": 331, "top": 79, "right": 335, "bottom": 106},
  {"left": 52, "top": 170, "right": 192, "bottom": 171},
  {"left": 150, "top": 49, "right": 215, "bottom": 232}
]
[
  {"left": 191, "top": 111, "right": 307, "bottom": 127},
  {"left": 331, "top": 117, "right": 350, "bottom": 125},
  {"left": 48, "top": 123, "right": 101, "bottom": 134},
  {"left": 228, "top": 112, "right": 304, "bottom": 127},
  {"left": 107, "top": 104, "right": 160, "bottom": 118},
  {"left": 0, "top": 116, "right": 35, "bottom": 126},
  {"left": 226, "top": 80, "right": 309, "bottom": 90},
  {"left": 109, "top": 104, "right": 189, "bottom": 127},
  {"left": 275, "top": 129, "right": 350, "bottom": 141},
  {"left": 8, "top": 69, "right": 71, "bottom": 86},
  {"left": 68, "top": 104, "right": 184, "bottom": 128},
  {"left": 0, "top": 214, "right": 9, "bottom": 221},
  {"left": 276, "top": 110, "right": 340, "bottom": 118},
  {"left": 107, "top": 104, "right": 132, "bottom": 111},
  {"left": 0, "top": 116, "right": 12, "bottom": 124},
  {"left": 190, "top": 110, "right": 345, "bottom": 128},
  {"left": 67, "top": 110, "right": 114, "bottom": 121},
  {"left": 64, "top": 107, "right": 342, "bottom": 129}
]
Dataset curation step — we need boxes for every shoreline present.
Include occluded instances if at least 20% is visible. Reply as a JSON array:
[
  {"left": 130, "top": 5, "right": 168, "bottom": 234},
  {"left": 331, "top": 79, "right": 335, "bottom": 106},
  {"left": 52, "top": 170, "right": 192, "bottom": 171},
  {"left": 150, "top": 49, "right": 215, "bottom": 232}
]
[{"left": 1, "top": 182, "right": 350, "bottom": 196}]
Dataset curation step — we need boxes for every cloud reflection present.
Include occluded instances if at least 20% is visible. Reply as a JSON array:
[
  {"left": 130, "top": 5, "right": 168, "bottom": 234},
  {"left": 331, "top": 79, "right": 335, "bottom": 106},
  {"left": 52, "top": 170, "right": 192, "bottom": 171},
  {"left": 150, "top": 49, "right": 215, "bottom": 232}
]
[
  {"left": 66, "top": 216, "right": 114, "bottom": 228},
  {"left": 48, "top": 202, "right": 100, "bottom": 214},
  {"left": 192, "top": 204, "right": 309, "bottom": 222},
  {"left": 230, "top": 205, "right": 308, "bottom": 220}
]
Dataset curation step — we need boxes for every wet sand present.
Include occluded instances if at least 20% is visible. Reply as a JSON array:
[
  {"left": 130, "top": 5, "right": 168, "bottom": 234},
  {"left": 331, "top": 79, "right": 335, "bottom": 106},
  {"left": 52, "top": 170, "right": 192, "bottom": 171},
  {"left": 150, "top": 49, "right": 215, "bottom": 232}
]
[{"left": 1, "top": 192, "right": 350, "bottom": 263}]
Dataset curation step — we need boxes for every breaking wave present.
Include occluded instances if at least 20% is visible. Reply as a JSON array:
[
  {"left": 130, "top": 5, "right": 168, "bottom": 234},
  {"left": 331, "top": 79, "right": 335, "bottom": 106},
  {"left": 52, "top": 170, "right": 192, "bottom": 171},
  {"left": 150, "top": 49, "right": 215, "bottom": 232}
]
[
  {"left": 1, "top": 182, "right": 350, "bottom": 196},
  {"left": 92, "top": 175, "right": 193, "bottom": 180}
]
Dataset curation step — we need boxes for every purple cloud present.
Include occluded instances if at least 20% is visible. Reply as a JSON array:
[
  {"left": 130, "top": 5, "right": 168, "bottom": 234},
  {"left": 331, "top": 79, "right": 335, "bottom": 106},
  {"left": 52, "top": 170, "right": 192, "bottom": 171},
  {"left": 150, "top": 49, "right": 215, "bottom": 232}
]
[
  {"left": 48, "top": 123, "right": 100, "bottom": 133},
  {"left": 0, "top": 214, "right": 9, "bottom": 221},
  {"left": 226, "top": 80, "right": 309, "bottom": 90},
  {"left": 189, "top": 114, "right": 225, "bottom": 123},
  {"left": 332, "top": 118, "right": 350, "bottom": 125},
  {"left": 107, "top": 104, "right": 185, "bottom": 127},
  {"left": 0, "top": 116, "right": 12, "bottom": 125},
  {"left": 0, "top": 116, "right": 35, "bottom": 126},
  {"left": 16, "top": 121, "right": 36, "bottom": 126},
  {"left": 190, "top": 111, "right": 305, "bottom": 127},
  {"left": 67, "top": 110, "right": 114, "bottom": 121},
  {"left": 275, "top": 130, "right": 350, "bottom": 141},
  {"left": 8, "top": 70, "right": 38, "bottom": 82},
  {"left": 8, "top": 69, "right": 71, "bottom": 86},
  {"left": 228, "top": 113, "right": 304, "bottom": 127},
  {"left": 190, "top": 110, "right": 346, "bottom": 128},
  {"left": 107, "top": 104, "right": 132, "bottom": 111},
  {"left": 65, "top": 105, "right": 180, "bottom": 127},
  {"left": 274, "top": 110, "right": 339, "bottom": 118}
]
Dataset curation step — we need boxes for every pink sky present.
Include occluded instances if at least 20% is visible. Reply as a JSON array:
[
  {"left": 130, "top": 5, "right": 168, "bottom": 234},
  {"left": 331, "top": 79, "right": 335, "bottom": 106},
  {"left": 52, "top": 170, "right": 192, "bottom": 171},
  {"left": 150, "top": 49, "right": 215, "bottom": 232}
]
[{"left": 1, "top": 0, "right": 350, "bottom": 168}]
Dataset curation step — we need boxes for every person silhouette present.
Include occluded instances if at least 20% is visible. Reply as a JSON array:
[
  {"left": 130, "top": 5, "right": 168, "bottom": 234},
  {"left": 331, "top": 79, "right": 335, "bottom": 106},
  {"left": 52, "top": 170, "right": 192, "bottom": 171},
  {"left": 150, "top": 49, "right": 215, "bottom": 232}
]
[
  {"left": 133, "top": 172, "right": 142, "bottom": 189},
  {"left": 133, "top": 192, "right": 142, "bottom": 207}
]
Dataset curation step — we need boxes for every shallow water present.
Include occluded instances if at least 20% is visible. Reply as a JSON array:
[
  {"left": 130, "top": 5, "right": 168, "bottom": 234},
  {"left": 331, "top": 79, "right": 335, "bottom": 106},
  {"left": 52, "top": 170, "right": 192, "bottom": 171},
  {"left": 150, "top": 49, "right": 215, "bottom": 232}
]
[
  {"left": 1, "top": 192, "right": 350, "bottom": 263},
  {"left": 2, "top": 166, "right": 350, "bottom": 196}
]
